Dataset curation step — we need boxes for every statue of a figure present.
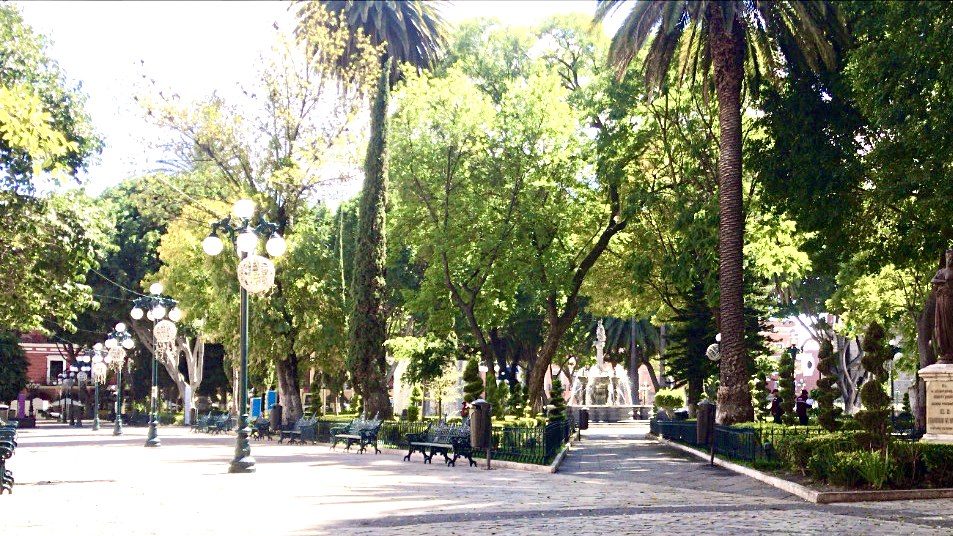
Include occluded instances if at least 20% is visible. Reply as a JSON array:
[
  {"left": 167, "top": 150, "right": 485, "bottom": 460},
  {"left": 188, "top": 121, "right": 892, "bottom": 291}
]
[
  {"left": 933, "top": 249, "right": 953, "bottom": 364},
  {"left": 595, "top": 319, "right": 606, "bottom": 366}
]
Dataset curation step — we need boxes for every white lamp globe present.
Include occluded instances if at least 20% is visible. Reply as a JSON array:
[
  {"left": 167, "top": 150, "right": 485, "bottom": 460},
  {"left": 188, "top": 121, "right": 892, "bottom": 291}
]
[
  {"left": 92, "top": 354, "right": 103, "bottom": 364},
  {"left": 122, "top": 337, "right": 135, "bottom": 350},
  {"left": 104, "top": 353, "right": 113, "bottom": 365},
  {"left": 152, "top": 305, "right": 167, "bottom": 320},
  {"left": 115, "top": 322, "right": 127, "bottom": 332},
  {"left": 105, "top": 338, "right": 117, "bottom": 349},
  {"left": 715, "top": 332, "right": 722, "bottom": 343},
  {"left": 146, "top": 310, "right": 155, "bottom": 321},
  {"left": 233, "top": 198, "right": 255, "bottom": 219},
  {"left": 93, "top": 342, "right": 104, "bottom": 351},
  {"left": 69, "top": 365, "right": 78, "bottom": 373},
  {"left": 168, "top": 307, "right": 183, "bottom": 322},
  {"left": 265, "top": 234, "right": 287, "bottom": 257},
  {"left": 149, "top": 282, "right": 164, "bottom": 295},
  {"left": 236, "top": 231, "right": 258, "bottom": 254},
  {"left": 130, "top": 307, "right": 144, "bottom": 320},
  {"left": 203, "top": 234, "right": 224, "bottom": 256}
]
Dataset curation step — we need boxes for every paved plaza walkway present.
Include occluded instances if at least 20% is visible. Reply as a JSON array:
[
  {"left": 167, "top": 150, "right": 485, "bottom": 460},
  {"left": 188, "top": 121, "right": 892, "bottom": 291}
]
[{"left": 3, "top": 423, "right": 953, "bottom": 535}]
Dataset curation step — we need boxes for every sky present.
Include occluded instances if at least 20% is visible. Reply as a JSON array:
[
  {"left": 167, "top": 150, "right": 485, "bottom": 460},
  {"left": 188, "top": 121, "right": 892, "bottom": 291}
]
[{"left": 17, "top": 1, "right": 616, "bottom": 197}]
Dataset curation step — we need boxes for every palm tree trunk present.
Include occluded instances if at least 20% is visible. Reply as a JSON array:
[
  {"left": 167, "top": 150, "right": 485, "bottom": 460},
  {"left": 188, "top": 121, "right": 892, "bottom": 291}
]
[
  {"left": 710, "top": 11, "right": 754, "bottom": 425},
  {"left": 348, "top": 57, "right": 394, "bottom": 419}
]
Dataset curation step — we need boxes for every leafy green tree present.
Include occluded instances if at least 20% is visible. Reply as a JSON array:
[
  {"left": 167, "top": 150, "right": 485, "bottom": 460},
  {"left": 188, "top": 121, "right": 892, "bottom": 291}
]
[
  {"left": 856, "top": 322, "right": 891, "bottom": 450},
  {"left": 462, "top": 357, "right": 483, "bottom": 403},
  {"left": 297, "top": 1, "right": 446, "bottom": 420},
  {"left": 507, "top": 381, "right": 526, "bottom": 417},
  {"left": 0, "top": 5, "right": 100, "bottom": 192},
  {"left": 778, "top": 346, "right": 797, "bottom": 425},
  {"left": 596, "top": 0, "right": 848, "bottom": 424},
  {"left": 816, "top": 338, "right": 843, "bottom": 432},
  {"left": 752, "top": 357, "right": 773, "bottom": 422},
  {"left": 547, "top": 377, "right": 567, "bottom": 423},
  {"left": 144, "top": 24, "right": 377, "bottom": 425},
  {"left": 0, "top": 331, "right": 27, "bottom": 403}
]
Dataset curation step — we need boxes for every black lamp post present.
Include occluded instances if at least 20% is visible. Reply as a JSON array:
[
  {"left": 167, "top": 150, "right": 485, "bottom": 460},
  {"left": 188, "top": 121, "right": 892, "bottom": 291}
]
[
  {"left": 104, "top": 323, "right": 135, "bottom": 436},
  {"left": 203, "top": 198, "right": 285, "bottom": 474},
  {"left": 130, "top": 284, "right": 182, "bottom": 448}
]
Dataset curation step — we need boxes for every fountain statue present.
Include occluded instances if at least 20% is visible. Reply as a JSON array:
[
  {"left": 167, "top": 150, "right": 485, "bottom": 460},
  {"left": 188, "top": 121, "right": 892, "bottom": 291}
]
[{"left": 567, "top": 319, "right": 636, "bottom": 422}]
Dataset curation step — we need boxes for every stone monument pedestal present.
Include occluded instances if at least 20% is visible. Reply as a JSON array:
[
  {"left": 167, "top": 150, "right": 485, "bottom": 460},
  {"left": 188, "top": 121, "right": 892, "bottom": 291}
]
[{"left": 919, "top": 363, "right": 953, "bottom": 443}]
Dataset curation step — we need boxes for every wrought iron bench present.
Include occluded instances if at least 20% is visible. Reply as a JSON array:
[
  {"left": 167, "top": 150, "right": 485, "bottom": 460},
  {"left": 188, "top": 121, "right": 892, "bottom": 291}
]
[
  {"left": 1, "top": 422, "right": 18, "bottom": 494},
  {"left": 206, "top": 414, "right": 234, "bottom": 434},
  {"left": 404, "top": 421, "right": 474, "bottom": 467},
  {"left": 330, "top": 417, "right": 382, "bottom": 454},
  {"left": 278, "top": 417, "right": 317, "bottom": 444},
  {"left": 190, "top": 412, "right": 213, "bottom": 432},
  {"left": 250, "top": 417, "right": 274, "bottom": 440}
]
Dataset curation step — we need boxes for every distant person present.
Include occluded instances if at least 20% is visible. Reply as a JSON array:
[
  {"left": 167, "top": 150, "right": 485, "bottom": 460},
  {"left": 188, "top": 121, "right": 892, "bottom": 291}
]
[
  {"left": 796, "top": 389, "right": 811, "bottom": 425},
  {"left": 460, "top": 401, "right": 470, "bottom": 420},
  {"left": 770, "top": 389, "right": 783, "bottom": 424}
]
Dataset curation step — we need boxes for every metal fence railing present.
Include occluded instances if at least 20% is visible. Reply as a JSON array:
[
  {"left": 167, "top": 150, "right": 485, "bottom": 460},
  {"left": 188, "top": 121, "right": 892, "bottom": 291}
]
[{"left": 651, "top": 419, "right": 825, "bottom": 463}]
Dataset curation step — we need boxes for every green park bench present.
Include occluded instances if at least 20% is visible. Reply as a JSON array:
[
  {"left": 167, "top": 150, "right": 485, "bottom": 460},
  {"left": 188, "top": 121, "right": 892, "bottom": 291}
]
[
  {"left": 1, "top": 421, "right": 18, "bottom": 494},
  {"left": 330, "top": 416, "right": 383, "bottom": 454},
  {"left": 403, "top": 421, "right": 475, "bottom": 467},
  {"left": 278, "top": 417, "right": 317, "bottom": 444}
]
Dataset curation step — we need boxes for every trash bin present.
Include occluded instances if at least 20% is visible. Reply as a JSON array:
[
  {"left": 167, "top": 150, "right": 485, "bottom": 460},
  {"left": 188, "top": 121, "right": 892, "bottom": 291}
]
[
  {"left": 470, "top": 399, "right": 491, "bottom": 450},
  {"left": 696, "top": 400, "right": 716, "bottom": 445},
  {"left": 578, "top": 408, "right": 589, "bottom": 430},
  {"left": 270, "top": 403, "right": 283, "bottom": 431}
]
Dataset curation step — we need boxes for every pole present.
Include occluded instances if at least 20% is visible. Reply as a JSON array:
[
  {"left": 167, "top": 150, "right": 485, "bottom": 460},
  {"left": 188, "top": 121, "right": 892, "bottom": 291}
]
[
  {"left": 68, "top": 380, "right": 75, "bottom": 427},
  {"left": 891, "top": 359, "right": 896, "bottom": 430},
  {"left": 145, "top": 322, "right": 161, "bottom": 447},
  {"left": 230, "top": 273, "right": 255, "bottom": 473},
  {"left": 113, "top": 368, "right": 124, "bottom": 436},
  {"left": 93, "top": 382, "right": 100, "bottom": 431}
]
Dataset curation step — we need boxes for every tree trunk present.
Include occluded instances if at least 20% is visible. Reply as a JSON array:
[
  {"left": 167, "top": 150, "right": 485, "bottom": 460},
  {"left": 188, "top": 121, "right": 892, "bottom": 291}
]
[
  {"left": 527, "top": 302, "right": 577, "bottom": 410},
  {"left": 710, "top": 10, "right": 754, "bottom": 425},
  {"left": 276, "top": 354, "right": 303, "bottom": 425},
  {"left": 348, "top": 57, "right": 394, "bottom": 419},
  {"left": 915, "top": 283, "right": 938, "bottom": 432}
]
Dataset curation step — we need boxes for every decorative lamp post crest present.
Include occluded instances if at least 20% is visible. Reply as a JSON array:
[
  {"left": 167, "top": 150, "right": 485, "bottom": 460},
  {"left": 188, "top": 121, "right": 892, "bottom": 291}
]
[
  {"left": 203, "top": 198, "right": 285, "bottom": 473},
  {"left": 104, "top": 323, "right": 134, "bottom": 436},
  {"left": 130, "top": 284, "right": 181, "bottom": 448}
]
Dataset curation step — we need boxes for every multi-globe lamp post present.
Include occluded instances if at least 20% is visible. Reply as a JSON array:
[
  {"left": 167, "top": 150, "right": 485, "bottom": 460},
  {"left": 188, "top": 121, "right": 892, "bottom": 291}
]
[
  {"left": 104, "top": 323, "right": 135, "bottom": 436},
  {"left": 130, "top": 283, "right": 183, "bottom": 448},
  {"left": 71, "top": 355, "right": 91, "bottom": 427},
  {"left": 88, "top": 346, "right": 106, "bottom": 431},
  {"left": 203, "top": 198, "right": 286, "bottom": 473}
]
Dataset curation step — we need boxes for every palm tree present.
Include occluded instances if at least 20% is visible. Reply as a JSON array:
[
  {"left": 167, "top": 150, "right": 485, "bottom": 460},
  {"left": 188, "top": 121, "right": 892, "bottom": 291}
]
[
  {"left": 596, "top": 1, "right": 847, "bottom": 424},
  {"left": 296, "top": 1, "right": 446, "bottom": 419}
]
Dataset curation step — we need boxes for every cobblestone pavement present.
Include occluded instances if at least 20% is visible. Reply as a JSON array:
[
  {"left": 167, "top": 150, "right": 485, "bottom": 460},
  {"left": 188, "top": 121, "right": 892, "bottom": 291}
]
[{"left": 3, "top": 423, "right": 953, "bottom": 535}]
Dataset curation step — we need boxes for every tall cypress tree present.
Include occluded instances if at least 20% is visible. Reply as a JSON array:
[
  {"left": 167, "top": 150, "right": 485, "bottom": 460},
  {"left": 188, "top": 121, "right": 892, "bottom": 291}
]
[
  {"left": 778, "top": 346, "right": 797, "bottom": 425},
  {"left": 856, "top": 322, "right": 891, "bottom": 450},
  {"left": 815, "top": 339, "right": 842, "bottom": 432},
  {"left": 548, "top": 377, "right": 567, "bottom": 423},
  {"left": 462, "top": 357, "right": 483, "bottom": 403}
]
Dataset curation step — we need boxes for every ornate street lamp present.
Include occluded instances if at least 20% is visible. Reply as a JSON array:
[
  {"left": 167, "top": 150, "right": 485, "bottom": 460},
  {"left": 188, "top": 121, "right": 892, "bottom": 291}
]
[
  {"left": 74, "top": 354, "right": 91, "bottom": 428},
  {"left": 131, "top": 283, "right": 182, "bottom": 448},
  {"left": 64, "top": 368, "right": 77, "bottom": 426},
  {"left": 56, "top": 373, "right": 66, "bottom": 423},
  {"left": 104, "top": 322, "right": 135, "bottom": 436},
  {"left": 90, "top": 344, "right": 108, "bottom": 431},
  {"left": 203, "top": 198, "right": 285, "bottom": 473}
]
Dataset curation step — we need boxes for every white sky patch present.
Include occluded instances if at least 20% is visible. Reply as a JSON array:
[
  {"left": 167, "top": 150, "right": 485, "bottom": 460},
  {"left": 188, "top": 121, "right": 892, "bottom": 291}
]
[{"left": 17, "top": 0, "right": 622, "bottom": 197}]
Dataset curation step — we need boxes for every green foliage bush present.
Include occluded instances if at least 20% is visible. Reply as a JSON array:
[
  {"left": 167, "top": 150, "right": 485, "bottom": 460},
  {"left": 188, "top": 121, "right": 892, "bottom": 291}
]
[
  {"left": 0, "top": 332, "right": 28, "bottom": 402},
  {"left": 406, "top": 386, "right": 422, "bottom": 422},
  {"left": 462, "top": 358, "right": 483, "bottom": 403},
  {"left": 855, "top": 323, "right": 891, "bottom": 450},
  {"left": 778, "top": 347, "right": 797, "bottom": 425},
  {"left": 547, "top": 377, "right": 566, "bottom": 423},
  {"left": 920, "top": 443, "right": 953, "bottom": 488},
  {"left": 815, "top": 339, "right": 842, "bottom": 432},
  {"left": 653, "top": 389, "right": 684, "bottom": 416},
  {"left": 774, "top": 431, "right": 860, "bottom": 475}
]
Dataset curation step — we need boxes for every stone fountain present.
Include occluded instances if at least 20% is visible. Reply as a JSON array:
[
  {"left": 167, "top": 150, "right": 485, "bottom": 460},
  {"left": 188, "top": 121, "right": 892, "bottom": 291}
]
[{"left": 567, "top": 319, "right": 636, "bottom": 422}]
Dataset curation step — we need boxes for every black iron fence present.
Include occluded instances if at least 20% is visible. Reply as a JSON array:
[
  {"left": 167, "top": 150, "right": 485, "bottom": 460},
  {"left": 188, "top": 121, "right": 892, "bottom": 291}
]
[{"left": 651, "top": 419, "right": 825, "bottom": 463}]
